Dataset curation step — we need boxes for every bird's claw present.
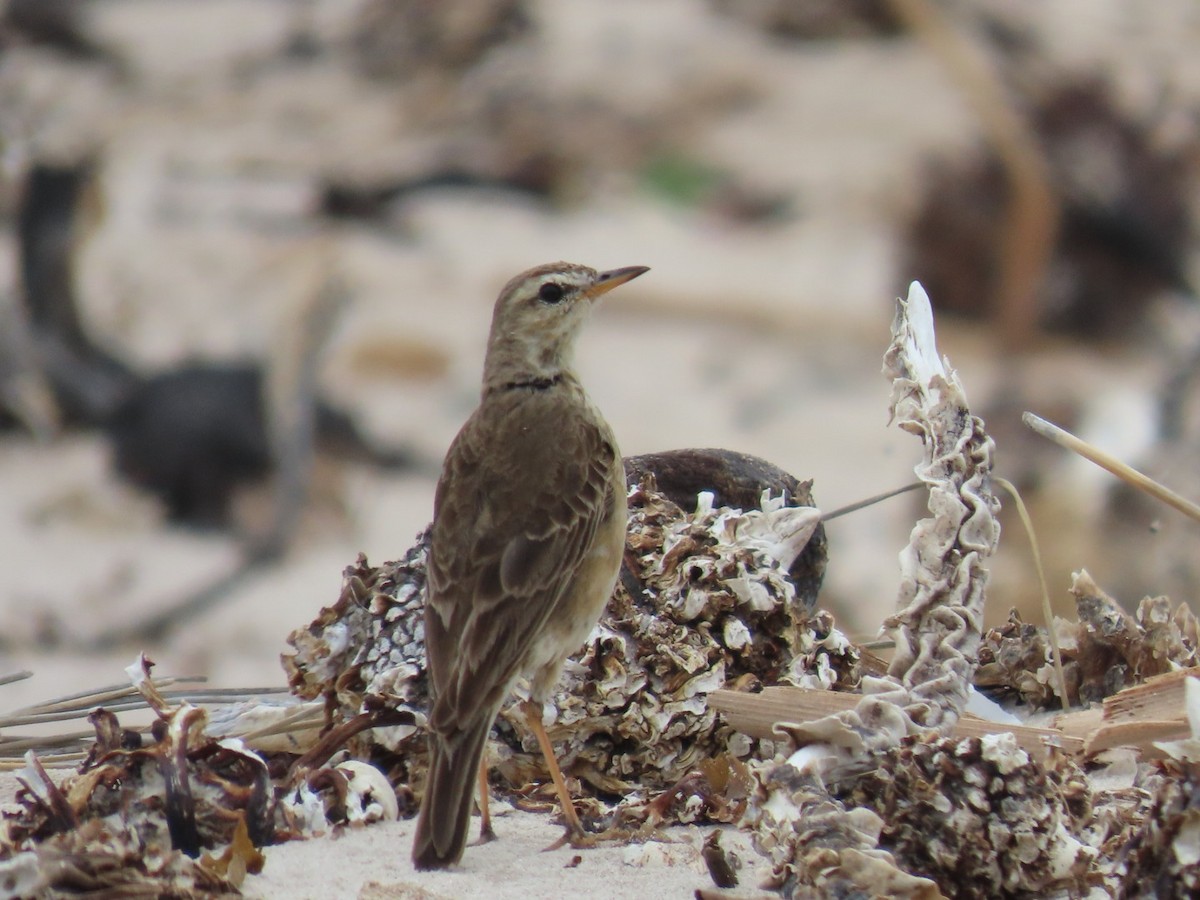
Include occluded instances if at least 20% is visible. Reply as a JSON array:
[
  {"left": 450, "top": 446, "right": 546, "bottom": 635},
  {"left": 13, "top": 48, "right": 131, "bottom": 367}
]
[
  {"left": 541, "top": 824, "right": 631, "bottom": 853},
  {"left": 542, "top": 826, "right": 592, "bottom": 852}
]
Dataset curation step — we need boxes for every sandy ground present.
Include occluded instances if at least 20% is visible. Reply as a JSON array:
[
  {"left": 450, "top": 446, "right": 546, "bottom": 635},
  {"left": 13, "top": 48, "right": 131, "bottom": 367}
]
[
  {"left": 3, "top": 1, "right": 1200, "bottom": 896},
  {"left": 244, "top": 815, "right": 770, "bottom": 900}
]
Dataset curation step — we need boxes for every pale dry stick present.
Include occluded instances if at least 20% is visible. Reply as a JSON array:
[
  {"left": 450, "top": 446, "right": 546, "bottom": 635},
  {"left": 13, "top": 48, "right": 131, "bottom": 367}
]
[
  {"left": 0, "top": 686, "right": 286, "bottom": 728},
  {"left": 1, "top": 704, "right": 162, "bottom": 728},
  {"left": 0, "top": 679, "right": 298, "bottom": 765},
  {"left": 0, "top": 732, "right": 92, "bottom": 755},
  {"left": 887, "top": 0, "right": 1060, "bottom": 349},
  {"left": 1023, "top": 412, "right": 1200, "bottom": 523},
  {"left": 2, "top": 675, "right": 206, "bottom": 717},
  {"left": 0, "top": 753, "right": 87, "bottom": 771},
  {"left": 232, "top": 704, "right": 326, "bottom": 744},
  {"left": 2, "top": 691, "right": 293, "bottom": 728},
  {"left": 156, "top": 686, "right": 290, "bottom": 703},
  {"left": 994, "top": 475, "right": 1069, "bottom": 712}
]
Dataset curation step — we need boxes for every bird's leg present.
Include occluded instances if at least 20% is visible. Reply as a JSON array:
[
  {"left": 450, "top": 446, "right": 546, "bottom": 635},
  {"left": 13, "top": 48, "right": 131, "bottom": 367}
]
[
  {"left": 521, "top": 699, "right": 590, "bottom": 849},
  {"left": 476, "top": 758, "right": 497, "bottom": 844}
]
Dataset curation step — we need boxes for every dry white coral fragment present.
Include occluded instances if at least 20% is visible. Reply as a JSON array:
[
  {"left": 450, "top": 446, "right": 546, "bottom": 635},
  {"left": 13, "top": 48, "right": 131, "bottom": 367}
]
[
  {"left": 882, "top": 281, "right": 999, "bottom": 728},
  {"left": 767, "top": 282, "right": 998, "bottom": 768},
  {"left": 745, "top": 281, "right": 1001, "bottom": 896},
  {"left": 278, "top": 780, "right": 331, "bottom": 836}
]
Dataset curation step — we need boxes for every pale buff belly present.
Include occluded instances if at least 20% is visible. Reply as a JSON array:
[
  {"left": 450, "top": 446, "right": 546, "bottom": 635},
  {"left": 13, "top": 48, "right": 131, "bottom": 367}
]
[{"left": 524, "top": 486, "right": 627, "bottom": 702}]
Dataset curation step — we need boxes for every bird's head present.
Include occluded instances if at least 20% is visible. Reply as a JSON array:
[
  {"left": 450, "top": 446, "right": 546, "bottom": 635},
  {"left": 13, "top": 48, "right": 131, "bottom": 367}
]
[{"left": 483, "top": 262, "right": 648, "bottom": 391}]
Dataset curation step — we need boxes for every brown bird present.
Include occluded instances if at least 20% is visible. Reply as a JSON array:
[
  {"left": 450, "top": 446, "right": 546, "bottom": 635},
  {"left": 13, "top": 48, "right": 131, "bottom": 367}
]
[{"left": 412, "top": 261, "right": 648, "bottom": 870}]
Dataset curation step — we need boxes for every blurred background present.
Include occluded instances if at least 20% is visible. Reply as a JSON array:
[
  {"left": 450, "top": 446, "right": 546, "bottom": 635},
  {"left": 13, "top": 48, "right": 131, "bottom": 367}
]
[{"left": 3, "top": 0, "right": 1200, "bottom": 704}]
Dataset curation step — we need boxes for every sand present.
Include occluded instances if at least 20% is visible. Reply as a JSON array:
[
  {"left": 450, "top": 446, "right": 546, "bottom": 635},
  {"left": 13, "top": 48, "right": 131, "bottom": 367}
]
[{"left": 244, "top": 816, "right": 769, "bottom": 900}]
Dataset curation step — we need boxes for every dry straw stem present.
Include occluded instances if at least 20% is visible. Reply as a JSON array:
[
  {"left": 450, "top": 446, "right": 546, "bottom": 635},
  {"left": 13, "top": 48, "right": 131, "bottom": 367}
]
[
  {"left": 992, "top": 475, "right": 1070, "bottom": 712},
  {"left": 0, "top": 669, "right": 297, "bottom": 769},
  {"left": 710, "top": 686, "right": 1082, "bottom": 763},
  {"left": 1056, "top": 665, "right": 1200, "bottom": 757},
  {"left": 1022, "top": 411, "right": 1200, "bottom": 523}
]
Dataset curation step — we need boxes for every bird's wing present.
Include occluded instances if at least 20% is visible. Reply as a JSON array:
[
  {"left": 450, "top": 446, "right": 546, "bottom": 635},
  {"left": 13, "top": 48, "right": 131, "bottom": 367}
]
[{"left": 424, "top": 394, "right": 619, "bottom": 738}]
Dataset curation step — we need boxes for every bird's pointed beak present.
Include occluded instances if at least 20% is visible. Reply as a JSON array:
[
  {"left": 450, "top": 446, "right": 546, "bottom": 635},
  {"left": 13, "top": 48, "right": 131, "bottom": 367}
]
[{"left": 585, "top": 265, "right": 650, "bottom": 301}]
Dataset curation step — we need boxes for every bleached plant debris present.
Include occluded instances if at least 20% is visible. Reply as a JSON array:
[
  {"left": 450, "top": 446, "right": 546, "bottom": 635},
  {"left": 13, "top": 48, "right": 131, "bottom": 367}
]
[
  {"left": 2, "top": 697, "right": 266, "bottom": 895},
  {"left": 977, "top": 569, "right": 1200, "bottom": 709},
  {"left": 1117, "top": 764, "right": 1200, "bottom": 898},
  {"left": 878, "top": 281, "right": 1001, "bottom": 730},
  {"left": 1117, "top": 678, "right": 1200, "bottom": 897},
  {"left": 281, "top": 449, "right": 850, "bottom": 823},
  {"left": 749, "top": 763, "right": 943, "bottom": 899},
  {"left": 283, "top": 539, "right": 432, "bottom": 763},
  {"left": 730, "top": 287, "right": 1200, "bottom": 897},
  {"left": 0, "top": 656, "right": 398, "bottom": 896},
  {"left": 742, "top": 282, "right": 1001, "bottom": 896},
  {"left": 765, "top": 282, "right": 999, "bottom": 769},
  {"left": 840, "top": 733, "right": 1093, "bottom": 898}
]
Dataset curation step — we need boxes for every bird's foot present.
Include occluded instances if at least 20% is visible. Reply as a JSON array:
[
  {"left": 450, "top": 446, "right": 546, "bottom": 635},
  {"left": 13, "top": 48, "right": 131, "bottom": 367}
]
[
  {"left": 473, "top": 822, "right": 499, "bottom": 846},
  {"left": 541, "top": 823, "right": 636, "bottom": 853},
  {"left": 542, "top": 824, "right": 594, "bottom": 853}
]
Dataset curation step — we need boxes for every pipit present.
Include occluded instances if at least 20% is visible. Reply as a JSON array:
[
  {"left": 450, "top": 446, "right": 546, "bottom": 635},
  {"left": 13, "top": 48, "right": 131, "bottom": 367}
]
[{"left": 411, "top": 261, "right": 648, "bottom": 870}]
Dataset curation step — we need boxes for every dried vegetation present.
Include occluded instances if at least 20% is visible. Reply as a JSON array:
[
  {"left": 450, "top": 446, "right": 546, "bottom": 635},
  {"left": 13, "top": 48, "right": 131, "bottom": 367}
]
[
  {"left": 9, "top": 281, "right": 1200, "bottom": 898},
  {"left": 5, "top": 2, "right": 1200, "bottom": 898}
]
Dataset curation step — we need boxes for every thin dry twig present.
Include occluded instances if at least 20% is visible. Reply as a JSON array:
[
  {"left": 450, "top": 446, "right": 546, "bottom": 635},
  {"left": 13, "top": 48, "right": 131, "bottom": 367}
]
[
  {"left": 820, "top": 482, "right": 923, "bottom": 522},
  {"left": 1023, "top": 411, "right": 1200, "bottom": 523},
  {"left": 993, "top": 475, "right": 1069, "bottom": 711},
  {"left": 0, "top": 675, "right": 296, "bottom": 766}
]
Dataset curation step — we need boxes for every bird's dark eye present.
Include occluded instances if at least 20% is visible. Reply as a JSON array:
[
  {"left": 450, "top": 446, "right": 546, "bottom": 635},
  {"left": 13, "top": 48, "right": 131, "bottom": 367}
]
[{"left": 538, "top": 282, "right": 565, "bottom": 304}]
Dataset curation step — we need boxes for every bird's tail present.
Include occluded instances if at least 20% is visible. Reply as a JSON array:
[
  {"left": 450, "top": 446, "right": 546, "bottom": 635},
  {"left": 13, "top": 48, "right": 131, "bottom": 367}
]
[{"left": 411, "top": 720, "right": 491, "bottom": 870}]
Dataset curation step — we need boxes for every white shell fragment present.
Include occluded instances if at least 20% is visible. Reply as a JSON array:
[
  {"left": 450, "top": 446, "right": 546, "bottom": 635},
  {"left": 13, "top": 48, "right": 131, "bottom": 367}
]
[{"left": 335, "top": 760, "right": 400, "bottom": 824}]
